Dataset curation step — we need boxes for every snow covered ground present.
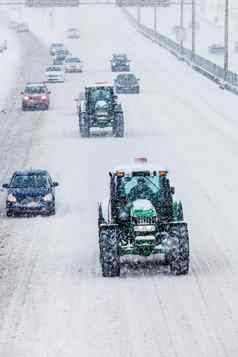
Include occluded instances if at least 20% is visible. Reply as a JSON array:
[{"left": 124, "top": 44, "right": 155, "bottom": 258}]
[
  {"left": 0, "top": 16, "right": 22, "bottom": 111},
  {"left": 0, "top": 3, "right": 238, "bottom": 357}
]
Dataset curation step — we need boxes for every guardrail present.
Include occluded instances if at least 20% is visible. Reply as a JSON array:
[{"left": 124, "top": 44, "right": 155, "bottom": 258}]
[{"left": 122, "top": 8, "right": 238, "bottom": 95}]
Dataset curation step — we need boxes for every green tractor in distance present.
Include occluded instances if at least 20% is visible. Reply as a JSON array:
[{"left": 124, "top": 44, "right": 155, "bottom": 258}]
[
  {"left": 98, "top": 159, "right": 189, "bottom": 277},
  {"left": 77, "top": 83, "right": 124, "bottom": 137}
]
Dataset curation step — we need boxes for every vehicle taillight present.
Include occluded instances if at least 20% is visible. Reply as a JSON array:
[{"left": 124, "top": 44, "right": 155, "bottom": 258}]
[
  {"left": 41, "top": 95, "right": 47, "bottom": 100},
  {"left": 24, "top": 96, "right": 29, "bottom": 100}
]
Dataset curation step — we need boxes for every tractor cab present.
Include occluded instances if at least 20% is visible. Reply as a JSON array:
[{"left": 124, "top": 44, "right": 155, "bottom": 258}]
[{"left": 109, "top": 161, "right": 176, "bottom": 224}]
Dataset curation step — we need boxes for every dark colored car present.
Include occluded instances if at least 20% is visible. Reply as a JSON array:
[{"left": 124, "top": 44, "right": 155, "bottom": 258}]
[
  {"left": 2, "top": 170, "right": 59, "bottom": 216},
  {"left": 114, "top": 73, "right": 140, "bottom": 94},
  {"left": 53, "top": 49, "right": 69, "bottom": 65},
  {"left": 21, "top": 82, "right": 50, "bottom": 111},
  {"left": 49, "top": 42, "right": 64, "bottom": 56},
  {"left": 111, "top": 54, "right": 130, "bottom": 72}
]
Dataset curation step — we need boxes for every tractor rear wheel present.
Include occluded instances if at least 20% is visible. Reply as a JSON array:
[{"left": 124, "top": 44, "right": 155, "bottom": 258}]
[{"left": 99, "top": 226, "right": 120, "bottom": 277}]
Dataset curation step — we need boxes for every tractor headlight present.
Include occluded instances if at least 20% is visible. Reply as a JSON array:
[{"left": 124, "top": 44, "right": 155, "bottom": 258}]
[
  {"left": 134, "top": 225, "right": 156, "bottom": 232},
  {"left": 7, "top": 194, "right": 17, "bottom": 203},
  {"left": 43, "top": 193, "right": 53, "bottom": 202}
]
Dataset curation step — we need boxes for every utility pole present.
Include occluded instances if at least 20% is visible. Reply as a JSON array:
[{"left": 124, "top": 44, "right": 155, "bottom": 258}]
[
  {"left": 224, "top": 0, "right": 229, "bottom": 81},
  {"left": 191, "top": 0, "right": 196, "bottom": 61},
  {"left": 137, "top": 5, "right": 141, "bottom": 27},
  {"left": 153, "top": 6, "right": 157, "bottom": 41},
  {"left": 180, "top": 0, "right": 184, "bottom": 55}
]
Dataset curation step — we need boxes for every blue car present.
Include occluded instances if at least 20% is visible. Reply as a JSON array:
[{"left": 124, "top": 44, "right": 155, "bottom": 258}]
[
  {"left": 2, "top": 170, "right": 59, "bottom": 216},
  {"left": 111, "top": 54, "right": 130, "bottom": 72}
]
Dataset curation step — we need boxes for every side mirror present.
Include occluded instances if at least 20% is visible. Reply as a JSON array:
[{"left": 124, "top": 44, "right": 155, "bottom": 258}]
[
  {"left": 2, "top": 183, "right": 9, "bottom": 189},
  {"left": 48, "top": 91, "right": 51, "bottom": 94},
  {"left": 20, "top": 91, "right": 24, "bottom": 95},
  {"left": 171, "top": 187, "right": 175, "bottom": 195},
  {"left": 52, "top": 182, "right": 59, "bottom": 187}
]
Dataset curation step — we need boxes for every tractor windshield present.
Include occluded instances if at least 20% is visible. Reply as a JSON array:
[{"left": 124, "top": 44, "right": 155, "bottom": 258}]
[
  {"left": 117, "top": 175, "right": 160, "bottom": 202},
  {"left": 91, "top": 88, "right": 112, "bottom": 103}
]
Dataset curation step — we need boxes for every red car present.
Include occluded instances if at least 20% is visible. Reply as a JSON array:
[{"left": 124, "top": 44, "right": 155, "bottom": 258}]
[{"left": 21, "top": 82, "right": 50, "bottom": 111}]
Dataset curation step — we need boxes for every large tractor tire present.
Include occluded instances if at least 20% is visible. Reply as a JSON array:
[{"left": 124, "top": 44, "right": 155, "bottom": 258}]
[
  {"left": 79, "top": 113, "right": 90, "bottom": 138},
  {"left": 113, "top": 111, "right": 124, "bottom": 137},
  {"left": 99, "top": 226, "right": 120, "bottom": 277},
  {"left": 170, "top": 224, "right": 189, "bottom": 275}
]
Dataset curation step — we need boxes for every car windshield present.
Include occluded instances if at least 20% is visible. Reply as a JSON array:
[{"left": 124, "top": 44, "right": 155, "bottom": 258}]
[
  {"left": 46, "top": 67, "right": 61, "bottom": 72},
  {"left": 25, "top": 85, "right": 47, "bottom": 94},
  {"left": 55, "top": 50, "right": 66, "bottom": 55},
  {"left": 113, "top": 55, "right": 128, "bottom": 62},
  {"left": 117, "top": 175, "right": 160, "bottom": 202},
  {"left": 66, "top": 58, "right": 80, "bottom": 63},
  {"left": 52, "top": 44, "right": 63, "bottom": 48},
  {"left": 118, "top": 74, "right": 135, "bottom": 83},
  {"left": 10, "top": 174, "right": 51, "bottom": 188}
]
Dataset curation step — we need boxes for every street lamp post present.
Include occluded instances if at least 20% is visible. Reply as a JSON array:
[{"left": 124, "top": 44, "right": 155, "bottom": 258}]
[
  {"left": 180, "top": 0, "right": 184, "bottom": 55},
  {"left": 224, "top": 0, "right": 229, "bottom": 81},
  {"left": 153, "top": 6, "right": 157, "bottom": 40},
  {"left": 191, "top": 0, "right": 196, "bottom": 61},
  {"left": 137, "top": 5, "right": 141, "bottom": 27}
]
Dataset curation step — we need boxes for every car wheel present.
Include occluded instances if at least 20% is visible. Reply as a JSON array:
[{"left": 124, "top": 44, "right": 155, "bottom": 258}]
[{"left": 6, "top": 210, "right": 13, "bottom": 217}]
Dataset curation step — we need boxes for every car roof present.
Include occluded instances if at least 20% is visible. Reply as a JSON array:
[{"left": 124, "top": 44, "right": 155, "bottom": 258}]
[
  {"left": 116, "top": 73, "right": 135, "bottom": 78},
  {"left": 13, "top": 169, "right": 49, "bottom": 176},
  {"left": 26, "top": 82, "right": 46, "bottom": 87},
  {"left": 51, "top": 43, "right": 64, "bottom": 46},
  {"left": 113, "top": 53, "right": 127, "bottom": 57}
]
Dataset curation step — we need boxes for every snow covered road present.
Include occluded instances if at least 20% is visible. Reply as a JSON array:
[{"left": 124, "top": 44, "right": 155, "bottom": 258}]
[{"left": 0, "top": 4, "right": 238, "bottom": 357}]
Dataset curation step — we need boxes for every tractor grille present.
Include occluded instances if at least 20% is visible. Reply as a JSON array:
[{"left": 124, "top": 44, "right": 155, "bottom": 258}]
[{"left": 132, "top": 216, "right": 157, "bottom": 225}]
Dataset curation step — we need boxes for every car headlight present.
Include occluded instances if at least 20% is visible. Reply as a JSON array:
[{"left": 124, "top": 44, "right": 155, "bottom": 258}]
[
  {"left": 7, "top": 194, "right": 17, "bottom": 203},
  {"left": 43, "top": 193, "right": 53, "bottom": 202},
  {"left": 134, "top": 225, "right": 156, "bottom": 232}
]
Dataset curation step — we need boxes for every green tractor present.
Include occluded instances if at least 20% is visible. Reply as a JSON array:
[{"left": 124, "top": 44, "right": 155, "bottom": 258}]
[
  {"left": 77, "top": 83, "right": 124, "bottom": 137},
  {"left": 98, "top": 160, "right": 189, "bottom": 277}
]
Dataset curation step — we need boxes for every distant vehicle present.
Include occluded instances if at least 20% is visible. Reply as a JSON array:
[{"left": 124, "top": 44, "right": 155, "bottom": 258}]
[
  {"left": 208, "top": 44, "right": 224, "bottom": 54},
  {"left": 0, "top": 40, "right": 7, "bottom": 53},
  {"left": 8, "top": 20, "right": 18, "bottom": 30},
  {"left": 49, "top": 42, "right": 64, "bottom": 56},
  {"left": 66, "top": 27, "right": 80, "bottom": 39},
  {"left": 64, "top": 57, "right": 82, "bottom": 72},
  {"left": 16, "top": 22, "right": 29, "bottom": 33},
  {"left": 111, "top": 54, "right": 130, "bottom": 72},
  {"left": 45, "top": 65, "right": 65, "bottom": 83},
  {"left": 53, "top": 49, "right": 69, "bottom": 65},
  {"left": 114, "top": 73, "right": 140, "bottom": 94},
  {"left": 76, "top": 83, "right": 124, "bottom": 137},
  {"left": 98, "top": 159, "right": 189, "bottom": 277},
  {"left": 21, "top": 82, "right": 51, "bottom": 111},
  {"left": 2, "top": 170, "right": 59, "bottom": 216}
]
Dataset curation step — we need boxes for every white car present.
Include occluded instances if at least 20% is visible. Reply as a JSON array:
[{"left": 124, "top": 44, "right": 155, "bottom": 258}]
[
  {"left": 45, "top": 65, "right": 65, "bottom": 83},
  {"left": 17, "top": 22, "right": 29, "bottom": 33},
  {"left": 64, "top": 57, "right": 82, "bottom": 73},
  {"left": 66, "top": 28, "right": 80, "bottom": 39}
]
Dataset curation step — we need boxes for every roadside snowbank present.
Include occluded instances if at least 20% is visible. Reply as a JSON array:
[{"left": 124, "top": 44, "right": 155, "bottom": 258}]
[{"left": 0, "top": 19, "right": 22, "bottom": 110}]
